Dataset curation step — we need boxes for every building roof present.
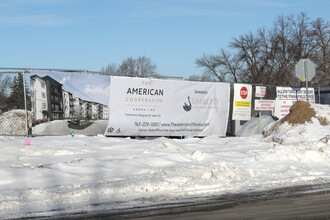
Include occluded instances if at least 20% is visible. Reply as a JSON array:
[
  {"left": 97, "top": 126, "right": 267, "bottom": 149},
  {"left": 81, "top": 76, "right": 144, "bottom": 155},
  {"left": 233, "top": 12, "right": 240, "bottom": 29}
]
[{"left": 42, "top": 75, "right": 63, "bottom": 87}]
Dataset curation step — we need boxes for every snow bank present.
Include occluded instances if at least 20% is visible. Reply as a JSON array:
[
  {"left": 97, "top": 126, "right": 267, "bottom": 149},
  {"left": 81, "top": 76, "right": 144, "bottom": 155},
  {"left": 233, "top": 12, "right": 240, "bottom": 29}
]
[
  {"left": 0, "top": 101, "right": 329, "bottom": 218},
  {"left": 0, "top": 110, "right": 32, "bottom": 135},
  {"left": 264, "top": 102, "right": 330, "bottom": 144},
  {"left": 237, "top": 115, "right": 274, "bottom": 136},
  {"left": 32, "top": 120, "right": 71, "bottom": 135}
]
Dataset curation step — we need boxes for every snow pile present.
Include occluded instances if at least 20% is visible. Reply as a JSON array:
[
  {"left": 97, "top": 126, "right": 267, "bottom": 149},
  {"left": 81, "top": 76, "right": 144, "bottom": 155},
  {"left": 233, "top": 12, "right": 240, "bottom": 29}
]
[
  {"left": 33, "top": 120, "right": 71, "bottom": 135},
  {"left": 0, "top": 102, "right": 329, "bottom": 218},
  {"left": 264, "top": 101, "right": 330, "bottom": 144},
  {"left": 237, "top": 115, "right": 274, "bottom": 136},
  {"left": 0, "top": 110, "right": 32, "bottom": 135}
]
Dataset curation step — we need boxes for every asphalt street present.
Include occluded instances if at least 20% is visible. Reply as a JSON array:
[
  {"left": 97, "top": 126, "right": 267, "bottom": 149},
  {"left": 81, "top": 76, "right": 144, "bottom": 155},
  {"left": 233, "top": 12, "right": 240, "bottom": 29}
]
[
  {"left": 135, "top": 191, "right": 330, "bottom": 220},
  {"left": 19, "top": 183, "right": 330, "bottom": 220}
]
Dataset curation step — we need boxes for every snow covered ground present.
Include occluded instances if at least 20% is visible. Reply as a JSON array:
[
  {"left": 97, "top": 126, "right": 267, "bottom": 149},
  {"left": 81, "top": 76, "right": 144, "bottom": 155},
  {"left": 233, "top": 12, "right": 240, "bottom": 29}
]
[{"left": 0, "top": 102, "right": 329, "bottom": 219}]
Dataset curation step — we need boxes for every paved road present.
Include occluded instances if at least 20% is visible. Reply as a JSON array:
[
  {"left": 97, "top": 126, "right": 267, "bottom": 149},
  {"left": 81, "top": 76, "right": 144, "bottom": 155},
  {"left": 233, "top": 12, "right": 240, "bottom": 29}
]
[
  {"left": 32, "top": 120, "right": 107, "bottom": 135},
  {"left": 23, "top": 183, "right": 330, "bottom": 220},
  {"left": 135, "top": 192, "right": 330, "bottom": 220}
]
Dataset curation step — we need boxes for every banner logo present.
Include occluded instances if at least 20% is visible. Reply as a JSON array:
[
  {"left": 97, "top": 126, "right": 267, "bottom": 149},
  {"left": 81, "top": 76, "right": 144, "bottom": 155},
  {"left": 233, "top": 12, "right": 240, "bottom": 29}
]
[{"left": 183, "top": 96, "right": 192, "bottom": 112}]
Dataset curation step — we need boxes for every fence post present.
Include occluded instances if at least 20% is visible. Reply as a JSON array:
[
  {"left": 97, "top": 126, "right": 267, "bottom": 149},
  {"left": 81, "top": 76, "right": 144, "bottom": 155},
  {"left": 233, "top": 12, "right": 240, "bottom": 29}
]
[{"left": 22, "top": 70, "right": 29, "bottom": 136}]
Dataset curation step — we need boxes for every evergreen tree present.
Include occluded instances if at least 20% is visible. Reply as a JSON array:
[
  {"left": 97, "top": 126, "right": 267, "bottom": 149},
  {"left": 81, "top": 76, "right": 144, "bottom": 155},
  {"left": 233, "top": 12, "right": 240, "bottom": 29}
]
[
  {"left": 7, "top": 73, "right": 30, "bottom": 110},
  {"left": 0, "top": 74, "right": 11, "bottom": 108}
]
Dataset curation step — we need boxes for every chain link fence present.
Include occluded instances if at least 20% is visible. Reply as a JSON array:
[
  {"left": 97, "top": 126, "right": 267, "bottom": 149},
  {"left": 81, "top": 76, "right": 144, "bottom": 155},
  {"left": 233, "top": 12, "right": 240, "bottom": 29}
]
[
  {"left": 0, "top": 68, "right": 184, "bottom": 137},
  {"left": 1, "top": 68, "right": 329, "bottom": 137},
  {"left": 0, "top": 68, "right": 104, "bottom": 137},
  {"left": 227, "top": 84, "right": 277, "bottom": 136},
  {"left": 226, "top": 84, "right": 330, "bottom": 136},
  {"left": 0, "top": 69, "right": 32, "bottom": 136}
]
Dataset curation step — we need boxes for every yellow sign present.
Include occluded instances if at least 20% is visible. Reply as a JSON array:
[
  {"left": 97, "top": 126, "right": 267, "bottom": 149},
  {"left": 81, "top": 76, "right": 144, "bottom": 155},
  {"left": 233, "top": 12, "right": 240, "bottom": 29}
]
[{"left": 235, "top": 101, "right": 250, "bottom": 107}]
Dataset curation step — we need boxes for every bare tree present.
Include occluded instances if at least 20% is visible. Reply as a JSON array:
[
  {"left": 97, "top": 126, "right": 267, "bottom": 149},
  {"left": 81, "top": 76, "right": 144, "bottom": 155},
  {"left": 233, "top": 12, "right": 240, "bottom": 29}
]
[
  {"left": 188, "top": 73, "right": 216, "bottom": 82},
  {"left": 101, "top": 56, "right": 158, "bottom": 78},
  {"left": 194, "top": 12, "right": 329, "bottom": 87},
  {"left": 119, "top": 57, "right": 137, "bottom": 76},
  {"left": 195, "top": 50, "right": 241, "bottom": 83},
  {"left": 289, "top": 13, "right": 314, "bottom": 60},
  {"left": 195, "top": 53, "right": 225, "bottom": 81},
  {"left": 136, "top": 56, "right": 157, "bottom": 77},
  {"left": 269, "top": 14, "right": 298, "bottom": 86},
  {"left": 215, "top": 49, "right": 241, "bottom": 83},
  {"left": 188, "top": 75, "right": 202, "bottom": 81},
  {"left": 309, "top": 18, "right": 330, "bottom": 87},
  {"left": 230, "top": 32, "right": 261, "bottom": 83},
  {"left": 100, "top": 63, "right": 119, "bottom": 75}
]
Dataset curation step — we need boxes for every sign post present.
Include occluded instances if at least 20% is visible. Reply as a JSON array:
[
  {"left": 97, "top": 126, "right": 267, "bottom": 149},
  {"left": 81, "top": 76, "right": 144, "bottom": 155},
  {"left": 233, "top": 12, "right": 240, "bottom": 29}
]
[
  {"left": 255, "top": 86, "right": 267, "bottom": 133},
  {"left": 295, "top": 59, "right": 316, "bottom": 103}
]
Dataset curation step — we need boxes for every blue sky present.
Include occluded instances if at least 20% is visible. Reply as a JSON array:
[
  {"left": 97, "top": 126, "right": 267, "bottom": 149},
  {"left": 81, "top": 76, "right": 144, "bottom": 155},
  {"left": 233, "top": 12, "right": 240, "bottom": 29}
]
[{"left": 1, "top": 0, "right": 329, "bottom": 79}]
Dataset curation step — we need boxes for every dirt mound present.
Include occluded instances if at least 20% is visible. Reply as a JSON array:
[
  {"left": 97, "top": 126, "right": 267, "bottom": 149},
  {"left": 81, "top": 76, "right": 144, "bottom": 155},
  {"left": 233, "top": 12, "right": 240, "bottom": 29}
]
[
  {"left": 263, "top": 101, "right": 329, "bottom": 139},
  {"left": 282, "top": 101, "right": 328, "bottom": 126},
  {"left": 283, "top": 101, "right": 313, "bottom": 125}
]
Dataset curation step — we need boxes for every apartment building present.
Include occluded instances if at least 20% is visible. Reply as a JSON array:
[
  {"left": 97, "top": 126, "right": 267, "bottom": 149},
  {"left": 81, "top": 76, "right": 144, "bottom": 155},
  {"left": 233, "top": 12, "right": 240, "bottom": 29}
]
[
  {"left": 31, "top": 75, "right": 109, "bottom": 121},
  {"left": 99, "top": 104, "right": 109, "bottom": 120},
  {"left": 91, "top": 102, "right": 99, "bottom": 119},
  {"left": 79, "top": 99, "right": 88, "bottom": 119},
  {"left": 30, "top": 75, "right": 48, "bottom": 120},
  {"left": 42, "top": 76, "right": 64, "bottom": 120},
  {"left": 62, "top": 91, "right": 74, "bottom": 118},
  {"left": 103, "top": 106, "right": 109, "bottom": 119}
]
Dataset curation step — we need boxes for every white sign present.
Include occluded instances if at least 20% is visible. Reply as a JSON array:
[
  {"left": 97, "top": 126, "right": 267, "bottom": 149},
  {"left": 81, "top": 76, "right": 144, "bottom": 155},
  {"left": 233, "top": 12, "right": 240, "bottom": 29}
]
[
  {"left": 274, "top": 99, "right": 296, "bottom": 119},
  {"left": 232, "top": 84, "right": 252, "bottom": 121},
  {"left": 276, "top": 87, "right": 315, "bottom": 102},
  {"left": 295, "top": 59, "right": 316, "bottom": 82},
  {"left": 275, "top": 87, "right": 315, "bottom": 119},
  {"left": 255, "top": 100, "right": 275, "bottom": 111},
  {"left": 255, "top": 86, "right": 266, "bottom": 98},
  {"left": 105, "top": 76, "right": 230, "bottom": 137}
]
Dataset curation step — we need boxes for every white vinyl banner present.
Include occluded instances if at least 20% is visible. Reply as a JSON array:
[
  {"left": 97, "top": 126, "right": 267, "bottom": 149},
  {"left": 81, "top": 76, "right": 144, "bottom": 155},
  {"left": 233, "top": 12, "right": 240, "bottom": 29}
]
[
  {"left": 232, "top": 84, "right": 252, "bottom": 121},
  {"left": 105, "top": 76, "right": 230, "bottom": 137}
]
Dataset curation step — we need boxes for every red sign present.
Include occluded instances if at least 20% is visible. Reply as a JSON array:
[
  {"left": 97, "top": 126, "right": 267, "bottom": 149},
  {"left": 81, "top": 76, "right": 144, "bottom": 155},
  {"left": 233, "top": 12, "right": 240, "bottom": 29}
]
[
  {"left": 240, "top": 87, "right": 248, "bottom": 99},
  {"left": 255, "top": 86, "right": 266, "bottom": 98},
  {"left": 254, "top": 100, "right": 275, "bottom": 111}
]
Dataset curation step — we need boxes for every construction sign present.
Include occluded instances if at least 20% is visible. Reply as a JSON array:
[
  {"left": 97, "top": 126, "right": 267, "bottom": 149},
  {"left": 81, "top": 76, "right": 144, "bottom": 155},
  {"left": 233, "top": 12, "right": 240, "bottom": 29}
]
[{"left": 232, "top": 84, "right": 252, "bottom": 120}]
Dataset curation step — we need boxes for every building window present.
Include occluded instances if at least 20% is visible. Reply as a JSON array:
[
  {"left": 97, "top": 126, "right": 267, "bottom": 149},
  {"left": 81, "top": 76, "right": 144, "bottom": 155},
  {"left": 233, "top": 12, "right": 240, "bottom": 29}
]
[
  {"left": 41, "top": 92, "right": 46, "bottom": 99},
  {"left": 31, "top": 91, "right": 34, "bottom": 98},
  {"left": 41, "top": 82, "right": 45, "bottom": 88},
  {"left": 42, "top": 102, "right": 46, "bottom": 109}
]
